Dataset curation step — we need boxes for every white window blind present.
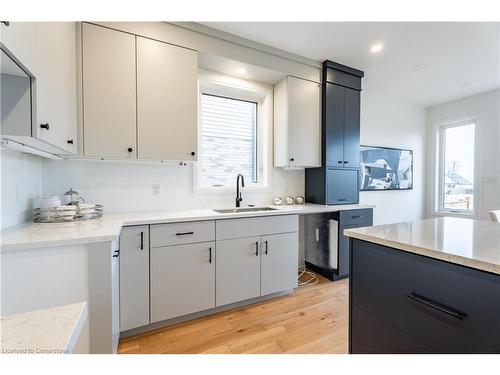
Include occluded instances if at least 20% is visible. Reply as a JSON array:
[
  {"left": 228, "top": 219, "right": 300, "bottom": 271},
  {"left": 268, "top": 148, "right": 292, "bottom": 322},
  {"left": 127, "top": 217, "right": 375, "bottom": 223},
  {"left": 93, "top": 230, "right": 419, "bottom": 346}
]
[{"left": 199, "top": 93, "right": 258, "bottom": 187}]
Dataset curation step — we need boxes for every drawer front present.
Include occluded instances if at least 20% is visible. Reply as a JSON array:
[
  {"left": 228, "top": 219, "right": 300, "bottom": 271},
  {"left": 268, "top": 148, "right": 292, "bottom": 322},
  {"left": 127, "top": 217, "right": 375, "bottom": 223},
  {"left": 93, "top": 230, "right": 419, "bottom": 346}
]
[
  {"left": 351, "top": 304, "right": 435, "bottom": 354},
  {"left": 150, "top": 221, "right": 215, "bottom": 247},
  {"left": 340, "top": 209, "right": 372, "bottom": 226},
  {"left": 216, "top": 215, "right": 298, "bottom": 241},
  {"left": 351, "top": 239, "right": 500, "bottom": 353}
]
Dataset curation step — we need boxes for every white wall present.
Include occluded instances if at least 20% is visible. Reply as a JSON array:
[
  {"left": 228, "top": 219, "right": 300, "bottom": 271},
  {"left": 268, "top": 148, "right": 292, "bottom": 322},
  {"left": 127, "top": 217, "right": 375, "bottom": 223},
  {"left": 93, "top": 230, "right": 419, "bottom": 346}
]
[
  {"left": 359, "top": 86, "right": 427, "bottom": 224},
  {"left": 40, "top": 159, "right": 304, "bottom": 212},
  {"left": 426, "top": 89, "right": 500, "bottom": 220},
  {"left": 0, "top": 149, "right": 42, "bottom": 229}
]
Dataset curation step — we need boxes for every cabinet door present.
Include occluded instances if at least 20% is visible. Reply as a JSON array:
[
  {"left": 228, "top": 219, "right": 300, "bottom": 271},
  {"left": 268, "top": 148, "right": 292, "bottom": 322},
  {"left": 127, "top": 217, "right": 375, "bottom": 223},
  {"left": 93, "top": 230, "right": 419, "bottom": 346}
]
[
  {"left": 287, "top": 76, "right": 321, "bottom": 167},
  {"left": 351, "top": 305, "right": 436, "bottom": 354},
  {"left": 216, "top": 237, "right": 261, "bottom": 306},
  {"left": 35, "top": 22, "right": 77, "bottom": 154},
  {"left": 261, "top": 232, "right": 298, "bottom": 296},
  {"left": 337, "top": 223, "right": 357, "bottom": 278},
  {"left": 119, "top": 226, "right": 149, "bottom": 331},
  {"left": 111, "top": 248, "right": 120, "bottom": 352},
  {"left": 1, "top": 22, "right": 37, "bottom": 75},
  {"left": 150, "top": 242, "right": 215, "bottom": 322},
  {"left": 325, "top": 83, "right": 345, "bottom": 167},
  {"left": 137, "top": 37, "right": 198, "bottom": 160},
  {"left": 82, "top": 23, "right": 136, "bottom": 158},
  {"left": 327, "top": 168, "right": 359, "bottom": 204},
  {"left": 343, "top": 87, "right": 360, "bottom": 168}
]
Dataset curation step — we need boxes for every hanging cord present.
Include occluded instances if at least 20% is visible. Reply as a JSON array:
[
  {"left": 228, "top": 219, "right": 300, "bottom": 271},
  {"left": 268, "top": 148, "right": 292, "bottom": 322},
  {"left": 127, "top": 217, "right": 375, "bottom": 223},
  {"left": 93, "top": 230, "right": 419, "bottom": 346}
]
[{"left": 298, "top": 266, "right": 319, "bottom": 286}]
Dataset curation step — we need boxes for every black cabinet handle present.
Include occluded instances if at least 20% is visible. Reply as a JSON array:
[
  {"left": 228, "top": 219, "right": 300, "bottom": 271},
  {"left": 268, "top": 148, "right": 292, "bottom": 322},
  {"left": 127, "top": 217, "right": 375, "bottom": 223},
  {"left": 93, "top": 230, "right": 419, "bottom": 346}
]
[
  {"left": 67, "top": 139, "right": 74, "bottom": 144},
  {"left": 113, "top": 250, "right": 120, "bottom": 258},
  {"left": 255, "top": 241, "right": 259, "bottom": 256},
  {"left": 351, "top": 215, "right": 362, "bottom": 219},
  {"left": 264, "top": 240, "right": 268, "bottom": 255},
  {"left": 1, "top": 21, "right": 10, "bottom": 26},
  {"left": 338, "top": 160, "right": 343, "bottom": 164},
  {"left": 338, "top": 198, "right": 347, "bottom": 202},
  {"left": 209, "top": 247, "right": 212, "bottom": 263},
  {"left": 176, "top": 231, "right": 194, "bottom": 236},
  {"left": 190, "top": 151, "right": 196, "bottom": 156},
  {"left": 290, "top": 158, "right": 294, "bottom": 162},
  {"left": 140, "top": 231, "right": 144, "bottom": 250},
  {"left": 407, "top": 293, "right": 466, "bottom": 320},
  {"left": 40, "top": 123, "right": 49, "bottom": 130},
  {"left": 128, "top": 147, "right": 133, "bottom": 153},
  {"left": 343, "top": 161, "right": 349, "bottom": 164}
]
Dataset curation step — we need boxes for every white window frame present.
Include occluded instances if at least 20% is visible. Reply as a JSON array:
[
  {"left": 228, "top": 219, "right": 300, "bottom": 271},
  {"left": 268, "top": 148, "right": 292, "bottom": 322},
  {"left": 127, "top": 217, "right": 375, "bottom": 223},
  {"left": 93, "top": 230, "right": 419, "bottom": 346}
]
[
  {"left": 194, "top": 70, "right": 273, "bottom": 193},
  {"left": 436, "top": 119, "right": 477, "bottom": 216}
]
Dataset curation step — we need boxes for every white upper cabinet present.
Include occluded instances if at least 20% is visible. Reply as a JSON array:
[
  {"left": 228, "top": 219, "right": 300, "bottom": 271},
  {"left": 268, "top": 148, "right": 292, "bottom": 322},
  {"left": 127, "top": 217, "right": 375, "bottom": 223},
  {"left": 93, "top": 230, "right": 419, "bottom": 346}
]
[
  {"left": 35, "top": 22, "right": 77, "bottom": 154},
  {"left": 1, "top": 22, "right": 78, "bottom": 155},
  {"left": 136, "top": 37, "right": 198, "bottom": 160},
  {"left": 1, "top": 22, "right": 37, "bottom": 75},
  {"left": 274, "top": 76, "right": 321, "bottom": 168},
  {"left": 82, "top": 23, "right": 137, "bottom": 158}
]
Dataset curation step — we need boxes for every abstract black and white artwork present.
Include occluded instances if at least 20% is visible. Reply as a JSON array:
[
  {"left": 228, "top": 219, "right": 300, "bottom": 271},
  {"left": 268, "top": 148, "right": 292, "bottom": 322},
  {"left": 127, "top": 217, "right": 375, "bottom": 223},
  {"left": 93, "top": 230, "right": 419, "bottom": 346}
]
[{"left": 360, "top": 145, "right": 413, "bottom": 191}]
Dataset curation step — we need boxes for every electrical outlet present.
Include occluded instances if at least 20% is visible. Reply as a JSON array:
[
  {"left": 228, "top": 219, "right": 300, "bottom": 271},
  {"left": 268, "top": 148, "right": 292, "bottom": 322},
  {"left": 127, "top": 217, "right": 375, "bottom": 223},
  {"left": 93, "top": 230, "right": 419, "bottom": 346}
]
[{"left": 152, "top": 184, "right": 160, "bottom": 196}]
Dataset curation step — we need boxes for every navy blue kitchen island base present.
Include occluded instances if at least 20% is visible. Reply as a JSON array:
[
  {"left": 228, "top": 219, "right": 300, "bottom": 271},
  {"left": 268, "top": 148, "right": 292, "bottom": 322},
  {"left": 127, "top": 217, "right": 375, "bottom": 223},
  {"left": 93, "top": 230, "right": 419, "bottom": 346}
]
[{"left": 349, "top": 239, "right": 500, "bottom": 354}]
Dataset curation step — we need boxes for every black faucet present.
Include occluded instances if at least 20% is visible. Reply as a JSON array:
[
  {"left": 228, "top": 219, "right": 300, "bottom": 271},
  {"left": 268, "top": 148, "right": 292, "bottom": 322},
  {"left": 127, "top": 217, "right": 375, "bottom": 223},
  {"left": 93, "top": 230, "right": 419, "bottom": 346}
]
[{"left": 235, "top": 173, "right": 245, "bottom": 207}]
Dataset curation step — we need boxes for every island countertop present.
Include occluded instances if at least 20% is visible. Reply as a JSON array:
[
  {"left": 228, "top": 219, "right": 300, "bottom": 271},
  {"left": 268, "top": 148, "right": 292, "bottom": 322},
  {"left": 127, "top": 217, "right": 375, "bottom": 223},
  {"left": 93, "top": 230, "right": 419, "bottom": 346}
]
[
  {"left": 344, "top": 217, "right": 500, "bottom": 275},
  {"left": 0, "top": 302, "right": 88, "bottom": 354}
]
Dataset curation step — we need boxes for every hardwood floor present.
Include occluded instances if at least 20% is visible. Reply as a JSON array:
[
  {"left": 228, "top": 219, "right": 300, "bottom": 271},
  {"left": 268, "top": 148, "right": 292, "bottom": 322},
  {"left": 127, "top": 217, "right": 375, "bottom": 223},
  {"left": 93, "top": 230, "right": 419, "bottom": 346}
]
[{"left": 118, "top": 274, "right": 348, "bottom": 354}]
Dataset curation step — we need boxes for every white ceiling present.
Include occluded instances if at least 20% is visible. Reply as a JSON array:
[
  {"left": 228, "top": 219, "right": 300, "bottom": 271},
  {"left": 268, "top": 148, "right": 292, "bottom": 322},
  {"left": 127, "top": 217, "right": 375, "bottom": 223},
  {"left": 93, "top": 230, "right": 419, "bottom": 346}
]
[{"left": 202, "top": 22, "right": 500, "bottom": 107}]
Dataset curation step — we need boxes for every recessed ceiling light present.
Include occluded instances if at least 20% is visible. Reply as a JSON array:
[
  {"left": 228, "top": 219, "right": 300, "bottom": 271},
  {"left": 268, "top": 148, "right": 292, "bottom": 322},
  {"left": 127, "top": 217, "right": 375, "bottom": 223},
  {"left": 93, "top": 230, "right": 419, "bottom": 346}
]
[
  {"left": 236, "top": 67, "right": 247, "bottom": 75},
  {"left": 414, "top": 64, "right": 426, "bottom": 70},
  {"left": 370, "top": 43, "right": 384, "bottom": 54}
]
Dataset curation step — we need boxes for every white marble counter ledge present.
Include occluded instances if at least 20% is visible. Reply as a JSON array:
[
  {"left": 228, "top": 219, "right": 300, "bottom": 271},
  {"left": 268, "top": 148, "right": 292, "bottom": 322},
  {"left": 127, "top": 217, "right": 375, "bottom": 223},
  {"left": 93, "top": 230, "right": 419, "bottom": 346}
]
[
  {"left": 1, "top": 302, "right": 88, "bottom": 354},
  {"left": 344, "top": 217, "right": 500, "bottom": 275},
  {"left": 1, "top": 204, "right": 373, "bottom": 252}
]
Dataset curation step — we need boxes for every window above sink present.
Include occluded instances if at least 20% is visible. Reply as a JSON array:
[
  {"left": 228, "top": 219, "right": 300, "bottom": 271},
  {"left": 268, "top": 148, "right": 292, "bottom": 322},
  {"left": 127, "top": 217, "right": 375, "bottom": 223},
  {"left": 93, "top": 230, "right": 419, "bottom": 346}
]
[{"left": 194, "top": 70, "right": 273, "bottom": 194}]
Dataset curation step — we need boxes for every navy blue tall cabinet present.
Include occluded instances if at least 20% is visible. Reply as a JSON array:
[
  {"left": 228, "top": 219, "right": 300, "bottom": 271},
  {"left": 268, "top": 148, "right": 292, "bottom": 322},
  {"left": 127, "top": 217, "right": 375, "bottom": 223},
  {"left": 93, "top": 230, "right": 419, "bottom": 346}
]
[{"left": 305, "top": 60, "right": 364, "bottom": 205}]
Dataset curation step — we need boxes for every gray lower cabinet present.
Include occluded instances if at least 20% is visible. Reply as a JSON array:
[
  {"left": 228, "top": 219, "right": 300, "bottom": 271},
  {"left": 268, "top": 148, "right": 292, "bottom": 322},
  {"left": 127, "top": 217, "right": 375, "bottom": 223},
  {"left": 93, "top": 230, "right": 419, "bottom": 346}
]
[
  {"left": 111, "top": 245, "right": 120, "bottom": 352},
  {"left": 216, "top": 237, "right": 261, "bottom": 306},
  {"left": 216, "top": 216, "right": 299, "bottom": 307},
  {"left": 119, "top": 226, "right": 150, "bottom": 332},
  {"left": 150, "top": 242, "right": 216, "bottom": 323},
  {"left": 119, "top": 216, "right": 299, "bottom": 329},
  {"left": 261, "top": 232, "right": 298, "bottom": 296}
]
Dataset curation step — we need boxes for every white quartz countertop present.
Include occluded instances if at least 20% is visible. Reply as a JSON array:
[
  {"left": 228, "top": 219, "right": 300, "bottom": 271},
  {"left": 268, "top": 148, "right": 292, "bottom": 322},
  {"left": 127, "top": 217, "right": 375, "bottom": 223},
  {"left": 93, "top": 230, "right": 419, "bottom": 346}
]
[
  {"left": 1, "top": 302, "right": 88, "bottom": 354},
  {"left": 1, "top": 204, "right": 373, "bottom": 252},
  {"left": 344, "top": 217, "right": 500, "bottom": 275}
]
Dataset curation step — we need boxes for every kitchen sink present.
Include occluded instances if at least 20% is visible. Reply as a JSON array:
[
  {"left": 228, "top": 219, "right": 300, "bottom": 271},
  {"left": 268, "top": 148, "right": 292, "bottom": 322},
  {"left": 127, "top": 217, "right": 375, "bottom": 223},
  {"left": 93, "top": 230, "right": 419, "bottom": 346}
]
[{"left": 213, "top": 207, "right": 279, "bottom": 214}]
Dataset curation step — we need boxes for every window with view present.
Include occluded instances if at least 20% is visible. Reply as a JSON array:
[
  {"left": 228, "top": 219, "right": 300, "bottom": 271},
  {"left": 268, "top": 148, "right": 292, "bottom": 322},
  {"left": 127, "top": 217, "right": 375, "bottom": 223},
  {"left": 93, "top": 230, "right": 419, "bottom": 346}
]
[
  {"left": 439, "top": 122, "right": 475, "bottom": 213},
  {"left": 199, "top": 93, "right": 258, "bottom": 188}
]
